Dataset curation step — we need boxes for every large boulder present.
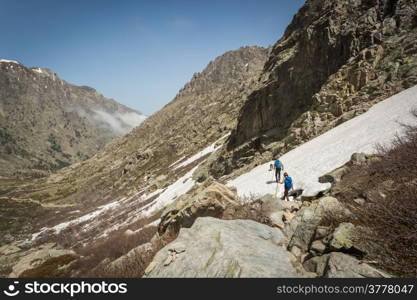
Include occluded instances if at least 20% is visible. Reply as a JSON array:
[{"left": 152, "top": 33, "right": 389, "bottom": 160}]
[
  {"left": 287, "top": 205, "right": 321, "bottom": 252},
  {"left": 303, "top": 255, "right": 330, "bottom": 277},
  {"left": 324, "top": 252, "right": 391, "bottom": 278},
  {"left": 304, "top": 252, "right": 391, "bottom": 278},
  {"left": 157, "top": 182, "right": 241, "bottom": 237},
  {"left": 328, "top": 222, "right": 359, "bottom": 251},
  {"left": 315, "top": 196, "right": 351, "bottom": 217},
  {"left": 144, "top": 217, "right": 298, "bottom": 278}
]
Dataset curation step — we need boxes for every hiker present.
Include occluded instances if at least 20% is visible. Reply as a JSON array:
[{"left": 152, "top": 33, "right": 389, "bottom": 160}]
[
  {"left": 274, "top": 158, "right": 284, "bottom": 182},
  {"left": 280, "top": 172, "right": 293, "bottom": 201}
]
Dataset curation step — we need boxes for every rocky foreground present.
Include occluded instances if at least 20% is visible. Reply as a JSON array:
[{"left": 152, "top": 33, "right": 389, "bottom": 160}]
[
  {"left": 144, "top": 189, "right": 390, "bottom": 278},
  {"left": 0, "top": 153, "right": 396, "bottom": 278}
]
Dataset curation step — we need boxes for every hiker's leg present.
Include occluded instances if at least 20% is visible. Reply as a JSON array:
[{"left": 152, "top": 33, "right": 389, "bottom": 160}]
[
  {"left": 275, "top": 168, "right": 281, "bottom": 182},
  {"left": 284, "top": 189, "right": 289, "bottom": 201}
]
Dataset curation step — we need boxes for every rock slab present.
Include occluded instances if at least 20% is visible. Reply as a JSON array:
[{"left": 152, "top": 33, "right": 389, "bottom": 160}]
[{"left": 145, "top": 217, "right": 298, "bottom": 278}]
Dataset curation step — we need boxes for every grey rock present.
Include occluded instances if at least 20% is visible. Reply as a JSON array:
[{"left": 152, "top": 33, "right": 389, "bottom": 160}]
[
  {"left": 328, "top": 222, "right": 367, "bottom": 255},
  {"left": 329, "top": 222, "right": 357, "bottom": 250},
  {"left": 287, "top": 196, "right": 351, "bottom": 252},
  {"left": 311, "top": 240, "right": 327, "bottom": 254},
  {"left": 315, "top": 196, "right": 351, "bottom": 217},
  {"left": 290, "top": 245, "right": 302, "bottom": 257},
  {"left": 158, "top": 182, "right": 241, "bottom": 237},
  {"left": 303, "top": 255, "right": 330, "bottom": 277},
  {"left": 145, "top": 217, "right": 298, "bottom": 278},
  {"left": 287, "top": 205, "right": 321, "bottom": 251},
  {"left": 353, "top": 198, "right": 366, "bottom": 205},
  {"left": 314, "top": 226, "right": 331, "bottom": 240},
  {"left": 324, "top": 252, "right": 391, "bottom": 278},
  {"left": 269, "top": 211, "right": 285, "bottom": 228}
]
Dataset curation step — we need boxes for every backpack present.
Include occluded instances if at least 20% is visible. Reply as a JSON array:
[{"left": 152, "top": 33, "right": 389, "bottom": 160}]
[
  {"left": 284, "top": 177, "right": 293, "bottom": 189},
  {"left": 274, "top": 160, "right": 281, "bottom": 169}
]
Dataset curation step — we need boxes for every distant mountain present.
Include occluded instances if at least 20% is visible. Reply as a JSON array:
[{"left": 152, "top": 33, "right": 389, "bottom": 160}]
[{"left": 0, "top": 59, "right": 145, "bottom": 178}]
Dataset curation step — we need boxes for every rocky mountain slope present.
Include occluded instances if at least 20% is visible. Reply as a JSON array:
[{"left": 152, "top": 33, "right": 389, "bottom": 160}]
[
  {"left": 0, "top": 46, "right": 268, "bottom": 249},
  {"left": 141, "top": 88, "right": 416, "bottom": 278},
  {"left": 203, "top": 0, "right": 417, "bottom": 179},
  {"left": 0, "top": 59, "right": 145, "bottom": 178}
]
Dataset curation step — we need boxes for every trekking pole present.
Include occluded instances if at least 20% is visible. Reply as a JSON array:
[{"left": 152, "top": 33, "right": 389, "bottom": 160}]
[
  {"left": 269, "top": 164, "right": 276, "bottom": 197},
  {"left": 275, "top": 181, "right": 279, "bottom": 199}
]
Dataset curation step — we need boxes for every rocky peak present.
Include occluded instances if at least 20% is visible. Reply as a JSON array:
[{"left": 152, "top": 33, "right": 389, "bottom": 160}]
[
  {"left": 173, "top": 46, "right": 267, "bottom": 100},
  {"left": 206, "top": 0, "right": 416, "bottom": 178}
]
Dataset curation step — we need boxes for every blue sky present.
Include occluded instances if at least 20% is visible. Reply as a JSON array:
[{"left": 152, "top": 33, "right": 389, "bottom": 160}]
[{"left": 1, "top": 0, "right": 305, "bottom": 115}]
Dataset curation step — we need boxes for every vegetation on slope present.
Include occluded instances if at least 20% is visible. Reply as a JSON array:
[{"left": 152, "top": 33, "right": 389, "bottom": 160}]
[{"left": 332, "top": 112, "right": 417, "bottom": 277}]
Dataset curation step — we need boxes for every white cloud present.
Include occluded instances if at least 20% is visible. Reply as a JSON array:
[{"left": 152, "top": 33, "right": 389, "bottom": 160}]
[
  {"left": 91, "top": 109, "right": 147, "bottom": 135},
  {"left": 68, "top": 107, "right": 147, "bottom": 135}
]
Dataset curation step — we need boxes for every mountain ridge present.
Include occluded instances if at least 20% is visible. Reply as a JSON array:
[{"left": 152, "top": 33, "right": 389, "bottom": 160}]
[{"left": 0, "top": 59, "right": 145, "bottom": 178}]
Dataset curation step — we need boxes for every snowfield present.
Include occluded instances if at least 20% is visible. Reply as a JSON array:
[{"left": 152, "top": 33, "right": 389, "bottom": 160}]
[
  {"left": 138, "top": 166, "right": 199, "bottom": 217},
  {"left": 171, "top": 133, "right": 230, "bottom": 170},
  {"left": 228, "top": 85, "right": 417, "bottom": 199}
]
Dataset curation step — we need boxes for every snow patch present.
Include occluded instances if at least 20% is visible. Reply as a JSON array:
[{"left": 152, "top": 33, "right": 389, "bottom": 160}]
[
  {"left": 138, "top": 166, "right": 199, "bottom": 217},
  {"left": 169, "top": 156, "right": 186, "bottom": 168},
  {"left": 141, "top": 188, "right": 164, "bottom": 201},
  {"left": 0, "top": 59, "right": 20, "bottom": 64},
  {"left": 172, "top": 133, "right": 230, "bottom": 170},
  {"left": 228, "top": 85, "right": 417, "bottom": 199},
  {"left": 30, "top": 197, "right": 125, "bottom": 240},
  {"left": 33, "top": 68, "right": 44, "bottom": 74}
]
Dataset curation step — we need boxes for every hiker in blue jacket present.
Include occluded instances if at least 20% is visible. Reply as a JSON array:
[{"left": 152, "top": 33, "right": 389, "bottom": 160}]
[
  {"left": 274, "top": 158, "right": 284, "bottom": 182},
  {"left": 280, "top": 172, "right": 293, "bottom": 201}
]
